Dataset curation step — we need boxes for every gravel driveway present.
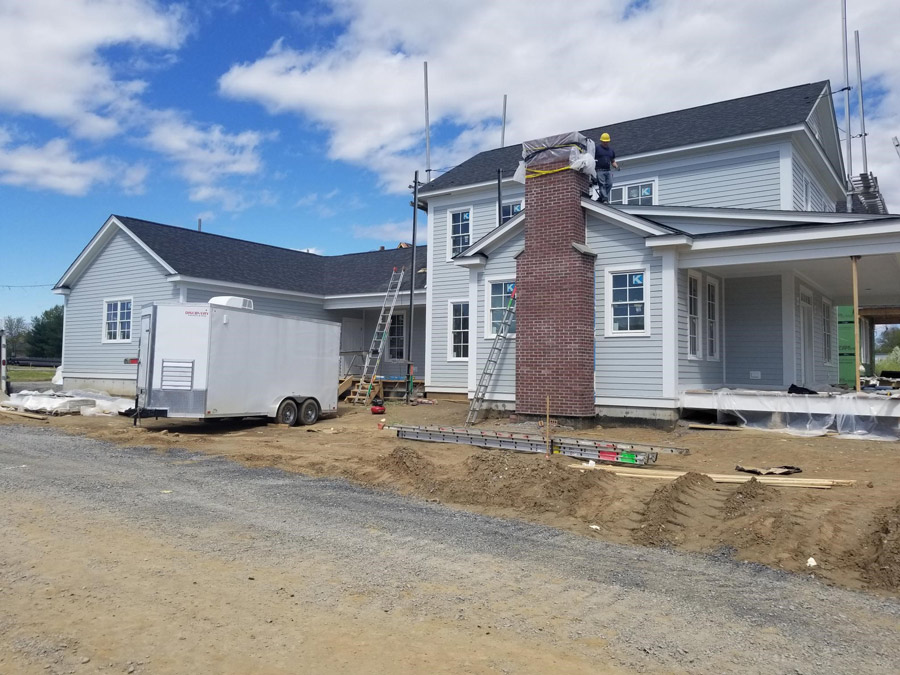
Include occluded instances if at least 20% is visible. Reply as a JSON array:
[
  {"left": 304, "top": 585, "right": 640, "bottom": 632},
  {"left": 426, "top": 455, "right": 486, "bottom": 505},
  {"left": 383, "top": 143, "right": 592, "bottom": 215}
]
[{"left": 2, "top": 424, "right": 899, "bottom": 674}]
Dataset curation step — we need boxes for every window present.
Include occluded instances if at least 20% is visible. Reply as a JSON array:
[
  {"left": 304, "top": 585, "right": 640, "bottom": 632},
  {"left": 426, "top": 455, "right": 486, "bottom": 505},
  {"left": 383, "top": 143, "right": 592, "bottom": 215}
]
[
  {"left": 488, "top": 281, "right": 516, "bottom": 336},
  {"left": 706, "top": 279, "right": 719, "bottom": 361},
  {"left": 687, "top": 273, "right": 701, "bottom": 357},
  {"left": 388, "top": 313, "right": 405, "bottom": 361},
  {"left": 104, "top": 299, "right": 132, "bottom": 342},
  {"left": 607, "top": 270, "right": 646, "bottom": 334},
  {"left": 449, "top": 209, "right": 471, "bottom": 256},
  {"left": 501, "top": 201, "right": 523, "bottom": 224},
  {"left": 449, "top": 302, "right": 469, "bottom": 359},
  {"left": 823, "top": 300, "right": 833, "bottom": 364},
  {"left": 610, "top": 181, "right": 654, "bottom": 206}
]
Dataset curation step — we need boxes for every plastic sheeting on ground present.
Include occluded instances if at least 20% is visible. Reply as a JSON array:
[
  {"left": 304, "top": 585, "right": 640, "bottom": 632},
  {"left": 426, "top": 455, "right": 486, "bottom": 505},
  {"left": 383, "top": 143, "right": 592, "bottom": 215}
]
[
  {"left": 696, "top": 388, "right": 900, "bottom": 441},
  {"left": 0, "top": 389, "right": 133, "bottom": 416}
]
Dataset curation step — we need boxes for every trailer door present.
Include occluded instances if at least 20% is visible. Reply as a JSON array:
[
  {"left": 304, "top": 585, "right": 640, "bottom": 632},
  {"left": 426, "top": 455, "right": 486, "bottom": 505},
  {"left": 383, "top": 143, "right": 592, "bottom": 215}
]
[{"left": 136, "top": 308, "right": 154, "bottom": 407}]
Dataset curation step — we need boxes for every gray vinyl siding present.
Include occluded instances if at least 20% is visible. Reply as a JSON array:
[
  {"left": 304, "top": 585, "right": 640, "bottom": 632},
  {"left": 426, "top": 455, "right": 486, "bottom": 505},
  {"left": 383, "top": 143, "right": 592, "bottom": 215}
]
[
  {"left": 184, "top": 288, "right": 329, "bottom": 321},
  {"left": 651, "top": 151, "right": 781, "bottom": 209},
  {"left": 428, "top": 190, "right": 522, "bottom": 390},
  {"left": 476, "top": 237, "right": 519, "bottom": 400},
  {"left": 589, "top": 217, "right": 663, "bottom": 398},
  {"left": 723, "top": 276, "right": 783, "bottom": 386},
  {"left": 678, "top": 269, "right": 724, "bottom": 389},
  {"left": 63, "top": 230, "right": 177, "bottom": 376},
  {"left": 791, "top": 154, "right": 832, "bottom": 212}
]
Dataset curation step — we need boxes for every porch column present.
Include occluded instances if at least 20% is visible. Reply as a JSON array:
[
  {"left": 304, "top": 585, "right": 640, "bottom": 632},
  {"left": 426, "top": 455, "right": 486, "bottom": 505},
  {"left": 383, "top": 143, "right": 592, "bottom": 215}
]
[{"left": 661, "top": 249, "right": 677, "bottom": 399}]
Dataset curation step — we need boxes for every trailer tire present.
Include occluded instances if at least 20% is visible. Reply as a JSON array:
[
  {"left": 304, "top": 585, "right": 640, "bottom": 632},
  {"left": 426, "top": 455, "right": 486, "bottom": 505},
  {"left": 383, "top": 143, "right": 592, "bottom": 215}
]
[
  {"left": 276, "top": 399, "right": 299, "bottom": 426},
  {"left": 299, "top": 398, "right": 319, "bottom": 425}
]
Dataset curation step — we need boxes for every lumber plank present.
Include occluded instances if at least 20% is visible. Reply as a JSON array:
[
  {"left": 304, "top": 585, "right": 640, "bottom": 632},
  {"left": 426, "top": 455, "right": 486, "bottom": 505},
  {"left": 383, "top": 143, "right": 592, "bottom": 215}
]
[
  {"left": 0, "top": 409, "right": 48, "bottom": 421},
  {"left": 568, "top": 463, "right": 852, "bottom": 488},
  {"left": 688, "top": 423, "right": 744, "bottom": 431}
]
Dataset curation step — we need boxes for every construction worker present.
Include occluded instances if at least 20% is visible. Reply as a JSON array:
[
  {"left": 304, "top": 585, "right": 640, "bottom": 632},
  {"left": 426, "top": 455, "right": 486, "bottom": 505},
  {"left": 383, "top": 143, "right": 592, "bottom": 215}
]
[{"left": 594, "top": 132, "right": 618, "bottom": 203}]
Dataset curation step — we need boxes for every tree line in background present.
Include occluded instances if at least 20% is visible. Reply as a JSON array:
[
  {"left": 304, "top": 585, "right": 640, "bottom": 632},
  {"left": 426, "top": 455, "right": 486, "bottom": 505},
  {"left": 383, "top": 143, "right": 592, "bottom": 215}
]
[{"left": 2, "top": 306, "right": 64, "bottom": 358}]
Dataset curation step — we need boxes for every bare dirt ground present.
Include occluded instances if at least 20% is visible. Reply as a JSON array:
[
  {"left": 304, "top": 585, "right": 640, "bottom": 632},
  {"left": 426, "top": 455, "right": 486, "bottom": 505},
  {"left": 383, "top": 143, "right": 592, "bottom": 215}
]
[{"left": 3, "top": 399, "right": 900, "bottom": 595}]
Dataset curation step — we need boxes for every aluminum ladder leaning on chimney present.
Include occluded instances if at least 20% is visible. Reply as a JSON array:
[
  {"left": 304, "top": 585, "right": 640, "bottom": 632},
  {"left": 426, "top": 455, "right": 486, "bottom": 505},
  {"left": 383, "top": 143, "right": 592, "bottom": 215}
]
[
  {"left": 349, "top": 267, "right": 405, "bottom": 405},
  {"left": 466, "top": 285, "right": 516, "bottom": 426}
]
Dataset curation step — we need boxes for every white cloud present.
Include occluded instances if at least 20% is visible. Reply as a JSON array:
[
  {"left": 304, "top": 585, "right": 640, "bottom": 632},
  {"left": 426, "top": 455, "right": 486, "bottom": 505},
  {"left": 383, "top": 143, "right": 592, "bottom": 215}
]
[
  {"left": 219, "top": 0, "right": 900, "bottom": 204},
  {"left": 295, "top": 188, "right": 341, "bottom": 217},
  {"left": 295, "top": 246, "right": 324, "bottom": 255},
  {"left": 0, "top": 0, "right": 186, "bottom": 139},
  {"left": 0, "top": 134, "right": 146, "bottom": 196},
  {"left": 352, "top": 220, "right": 426, "bottom": 244}
]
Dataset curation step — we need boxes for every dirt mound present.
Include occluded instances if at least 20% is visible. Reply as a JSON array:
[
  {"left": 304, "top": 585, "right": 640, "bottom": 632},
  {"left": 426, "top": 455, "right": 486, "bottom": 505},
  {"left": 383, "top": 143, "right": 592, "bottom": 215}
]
[
  {"left": 858, "top": 503, "right": 900, "bottom": 590},
  {"left": 636, "top": 472, "right": 717, "bottom": 547},
  {"left": 377, "top": 445, "right": 436, "bottom": 482},
  {"left": 442, "top": 451, "right": 616, "bottom": 518},
  {"left": 722, "top": 478, "right": 774, "bottom": 520}
]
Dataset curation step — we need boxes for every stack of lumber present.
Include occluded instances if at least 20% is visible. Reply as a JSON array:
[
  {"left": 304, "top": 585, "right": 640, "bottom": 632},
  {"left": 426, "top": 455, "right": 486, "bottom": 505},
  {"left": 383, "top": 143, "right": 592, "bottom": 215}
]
[{"left": 569, "top": 463, "right": 855, "bottom": 489}]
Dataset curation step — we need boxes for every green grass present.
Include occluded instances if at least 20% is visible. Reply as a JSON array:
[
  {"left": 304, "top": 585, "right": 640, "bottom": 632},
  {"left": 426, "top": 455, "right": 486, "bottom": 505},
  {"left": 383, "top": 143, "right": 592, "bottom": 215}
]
[{"left": 7, "top": 366, "right": 57, "bottom": 382}]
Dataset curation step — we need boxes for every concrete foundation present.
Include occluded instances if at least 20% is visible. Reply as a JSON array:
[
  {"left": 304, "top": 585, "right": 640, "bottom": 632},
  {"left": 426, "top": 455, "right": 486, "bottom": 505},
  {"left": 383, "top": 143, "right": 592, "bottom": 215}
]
[
  {"left": 596, "top": 405, "right": 679, "bottom": 431},
  {"left": 64, "top": 377, "right": 136, "bottom": 397}
]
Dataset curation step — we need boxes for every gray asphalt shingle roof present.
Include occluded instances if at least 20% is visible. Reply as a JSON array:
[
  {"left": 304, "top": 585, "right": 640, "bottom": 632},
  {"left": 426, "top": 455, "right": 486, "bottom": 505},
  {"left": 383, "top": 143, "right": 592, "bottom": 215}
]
[
  {"left": 422, "top": 81, "right": 829, "bottom": 193},
  {"left": 115, "top": 216, "right": 426, "bottom": 296}
]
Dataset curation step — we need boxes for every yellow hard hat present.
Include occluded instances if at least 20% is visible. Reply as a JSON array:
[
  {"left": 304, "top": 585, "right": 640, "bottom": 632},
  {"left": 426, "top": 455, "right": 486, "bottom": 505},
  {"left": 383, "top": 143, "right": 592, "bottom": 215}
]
[{"left": 600, "top": 133, "right": 611, "bottom": 142}]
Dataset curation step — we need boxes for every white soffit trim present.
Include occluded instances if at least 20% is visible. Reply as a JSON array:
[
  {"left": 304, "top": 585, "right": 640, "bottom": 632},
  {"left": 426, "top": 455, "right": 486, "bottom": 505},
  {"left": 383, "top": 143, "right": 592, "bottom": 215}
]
[
  {"left": 622, "top": 205, "right": 884, "bottom": 223},
  {"left": 453, "top": 254, "right": 488, "bottom": 268},
  {"left": 685, "top": 219, "right": 900, "bottom": 251},
  {"left": 169, "top": 275, "right": 324, "bottom": 301},
  {"left": 458, "top": 210, "right": 525, "bottom": 258},
  {"left": 582, "top": 199, "right": 674, "bottom": 236}
]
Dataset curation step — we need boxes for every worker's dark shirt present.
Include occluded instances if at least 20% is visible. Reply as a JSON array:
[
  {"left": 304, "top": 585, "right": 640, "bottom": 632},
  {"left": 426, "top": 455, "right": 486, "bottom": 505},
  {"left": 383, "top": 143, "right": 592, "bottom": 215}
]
[{"left": 595, "top": 144, "right": 616, "bottom": 171}]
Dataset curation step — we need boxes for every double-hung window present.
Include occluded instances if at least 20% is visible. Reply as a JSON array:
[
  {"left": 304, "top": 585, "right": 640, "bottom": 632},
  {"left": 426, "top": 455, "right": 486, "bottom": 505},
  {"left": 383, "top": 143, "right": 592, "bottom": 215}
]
[
  {"left": 609, "top": 181, "right": 654, "bottom": 206},
  {"left": 823, "top": 300, "right": 833, "bottom": 364},
  {"left": 103, "top": 299, "right": 132, "bottom": 342},
  {"left": 706, "top": 279, "right": 719, "bottom": 360},
  {"left": 607, "top": 270, "right": 646, "bottom": 335},
  {"left": 449, "top": 209, "right": 471, "bottom": 257},
  {"left": 388, "top": 313, "right": 405, "bottom": 361},
  {"left": 500, "top": 201, "right": 522, "bottom": 224},
  {"left": 688, "top": 273, "right": 701, "bottom": 358},
  {"left": 488, "top": 281, "right": 516, "bottom": 336},
  {"left": 449, "top": 302, "right": 469, "bottom": 359}
]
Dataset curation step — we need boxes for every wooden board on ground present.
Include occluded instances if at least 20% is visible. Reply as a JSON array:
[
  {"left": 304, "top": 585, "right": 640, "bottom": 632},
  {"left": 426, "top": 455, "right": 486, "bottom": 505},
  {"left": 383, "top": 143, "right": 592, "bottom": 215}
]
[
  {"left": 0, "top": 409, "right": 48, "bottom": 421},
  {"left": 688, "top": 423, "right": 744, "bottom": 431},
  {"left": 568, "top": 463, "right": 855, "bottom": 489}
]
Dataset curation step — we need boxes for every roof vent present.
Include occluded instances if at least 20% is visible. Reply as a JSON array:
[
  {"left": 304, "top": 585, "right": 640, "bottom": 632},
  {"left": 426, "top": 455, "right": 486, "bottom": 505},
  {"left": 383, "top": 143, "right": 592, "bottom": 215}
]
[{"left": 209, "top": 296, "right": 254, "bottom": 310}]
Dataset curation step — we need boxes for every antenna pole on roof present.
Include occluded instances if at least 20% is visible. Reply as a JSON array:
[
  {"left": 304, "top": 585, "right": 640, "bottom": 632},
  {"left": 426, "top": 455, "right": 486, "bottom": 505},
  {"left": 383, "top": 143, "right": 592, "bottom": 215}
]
[
  {"left": 198, "top": 217, "right": 202, "bottom": 232},
  {"left": 497, "top": 169, "right": 502, "bottom": 229},
  {"left": 854, "top": 30, "right": 868, "bottom": 174},
  {"left": 424, "top": 62, "right": 432, "bottom": 183},
  {"left": 501, "top": 94, "right": 507, "bottom": 148},
  {"left": 841, "top": 0, "right": 852, "bottom": 181},
  {"left": 407, "top": 170, "right": 419, "bottom": 404}
]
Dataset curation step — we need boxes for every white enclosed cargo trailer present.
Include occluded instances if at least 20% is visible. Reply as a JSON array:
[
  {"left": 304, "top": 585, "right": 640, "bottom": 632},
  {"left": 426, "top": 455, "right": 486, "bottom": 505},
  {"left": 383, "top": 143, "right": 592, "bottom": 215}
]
[{"left": 136, "top": 297, "right": 340, "bottom": 425}]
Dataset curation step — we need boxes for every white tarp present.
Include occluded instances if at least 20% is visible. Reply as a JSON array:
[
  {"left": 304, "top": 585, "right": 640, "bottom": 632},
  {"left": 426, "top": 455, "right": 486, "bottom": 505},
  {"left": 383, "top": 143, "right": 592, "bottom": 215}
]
[{"left": 1, "top": 389, "right": 133, "bottom": 416}]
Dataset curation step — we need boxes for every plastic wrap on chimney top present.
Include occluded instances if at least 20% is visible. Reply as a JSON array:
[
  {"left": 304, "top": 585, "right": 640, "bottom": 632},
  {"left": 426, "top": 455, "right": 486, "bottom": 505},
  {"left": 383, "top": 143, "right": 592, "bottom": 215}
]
[{"left": 513, "top": 131, "right": 595, "bottom": 183}]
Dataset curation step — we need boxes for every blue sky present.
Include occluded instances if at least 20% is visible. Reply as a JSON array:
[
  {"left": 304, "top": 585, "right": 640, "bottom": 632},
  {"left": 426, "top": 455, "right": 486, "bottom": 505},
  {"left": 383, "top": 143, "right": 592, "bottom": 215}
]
[{"left": 1, "top": 0, "right": 899, "bottom": 322}]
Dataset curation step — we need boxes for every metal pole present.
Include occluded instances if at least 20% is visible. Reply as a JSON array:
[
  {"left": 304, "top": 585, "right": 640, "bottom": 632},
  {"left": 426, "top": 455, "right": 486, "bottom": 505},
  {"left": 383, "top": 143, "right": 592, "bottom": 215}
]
[
  {"left": 198, "top": 217, "right": 202, "bottom": 232},
  {"left": 501, "top": 94, "right": 507, "bottom": 148},
  {"left": 423, "top": 62, "right": 431, "bottom": 183},
  {"left": 0, "top": 329, "right": 7, "bottom": 398},
  {"left": 854, "top": 30, "right": 868, "bottom": 174},
  {"left": 852, "top": 255, "right": 861, "bottom": 392},
  {"left": 842, "top": 0, "right": 852, "bottom": 181},
  {"left": 497, "top": 169, "right": 502, "bottom": 229},
  {"left": 407, "top": 171, "right": 419, "bottom": 403}
]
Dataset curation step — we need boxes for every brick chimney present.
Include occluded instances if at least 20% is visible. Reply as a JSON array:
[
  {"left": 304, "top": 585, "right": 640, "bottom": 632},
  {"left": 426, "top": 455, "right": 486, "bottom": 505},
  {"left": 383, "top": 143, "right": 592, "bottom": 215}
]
[{"left": 515, "top": 160, "right": 595, "bottom": 423}]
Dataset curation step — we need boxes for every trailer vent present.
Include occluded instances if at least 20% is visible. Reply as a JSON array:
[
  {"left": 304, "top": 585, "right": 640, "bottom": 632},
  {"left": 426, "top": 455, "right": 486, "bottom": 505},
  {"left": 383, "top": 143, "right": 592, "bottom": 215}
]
[{"left": 161, "top": 360, "right": 194, "bottom": 390}]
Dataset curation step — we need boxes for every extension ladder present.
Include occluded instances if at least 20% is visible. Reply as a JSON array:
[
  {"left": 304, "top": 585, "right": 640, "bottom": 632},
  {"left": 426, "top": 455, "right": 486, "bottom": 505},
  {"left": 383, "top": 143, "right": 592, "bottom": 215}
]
[
  {"left": 465, "top": 284, "right": 516, "bottom": 426},
  {"left": 349, "top": 267, "right": 405, "bottom": 405}
]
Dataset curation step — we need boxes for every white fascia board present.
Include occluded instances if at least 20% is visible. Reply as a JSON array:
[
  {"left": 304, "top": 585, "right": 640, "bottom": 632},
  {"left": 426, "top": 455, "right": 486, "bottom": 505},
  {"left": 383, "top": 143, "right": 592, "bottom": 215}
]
[
  {"left": 685, "top": 219, "right": 900, "bottom": 251},
  {"left": 453, "top": 254, "right": 488, "bottom": 269},
  {"left": 799, "top": 125, "right": 846, "bottom": 191},
  {"left": 582, "top": 199, "right": 673, "bottom": 236},
  {"left": 324, "top": 290, "right": 426, "bottom": 310},
  {"left": 621, "top": 205, "right": 883, "bottom": 224},
  {"left": 53, "top": 287, "right": 71, "bottom": 296},
  {"left": 645, "top": 234, "right": 693, "bottom": 248},
  {"left": 418, "top": 176, "right": 522, "bottom": 200},
  {"left": 459, "top": 212, "right": 525, "bottom": 257},
  {"left": 169, "top": 275, "right": 324, "bottom": 301}
]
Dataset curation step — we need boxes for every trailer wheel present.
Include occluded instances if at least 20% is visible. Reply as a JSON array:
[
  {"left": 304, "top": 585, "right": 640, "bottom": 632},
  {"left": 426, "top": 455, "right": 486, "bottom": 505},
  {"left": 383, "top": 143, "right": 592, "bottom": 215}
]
[
  {"left": 299, "top": 398, "right": 319, "bottom": 425},
  {"left": 276, "top": 399, "right": 299, "bottom": 426}
]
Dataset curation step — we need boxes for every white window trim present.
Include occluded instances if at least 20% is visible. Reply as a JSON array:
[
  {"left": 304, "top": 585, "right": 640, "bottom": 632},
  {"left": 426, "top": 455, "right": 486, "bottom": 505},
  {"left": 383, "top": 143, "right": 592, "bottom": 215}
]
[
  {"left": 386, "top": 309, "right": 408, "bottom": 362},
  {"left": 706, "top": 277, "right": 720, "bottom": 362},
  {"left": 497, "top": 198, "right": 524, "bottom": 226},
  {"left": 446, "top": 206, "right": 474, "bottom": 261},
  {"left": 609, "top": 177, "right": 659, "bottom": 206},
  {"left": 447, "top": 299, "right": 470, "bottom": 362},
  {"left": 101, "top": 297, "right": 134, "bottom": 344},
  {"left": 822, "top": 298, "right": 834, "bottom": 365},
  {"left": 687, "top": 271, "right": 703, "bottom": 359},
  {"left": 484, "top": 276, "right": 516, "bottom": 339},
  {"left": 603, "top": 265, "right": 650, "bottom": 338}
]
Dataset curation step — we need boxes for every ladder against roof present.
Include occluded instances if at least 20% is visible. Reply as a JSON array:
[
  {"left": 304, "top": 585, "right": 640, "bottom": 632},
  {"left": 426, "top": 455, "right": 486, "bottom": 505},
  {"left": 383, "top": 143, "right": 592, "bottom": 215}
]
[
  {"left": 348, "top": 267, "right": 406, "bottom": 405},
  {"left": 466, "top": 284, "right": 516, "bottom": 426}
]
